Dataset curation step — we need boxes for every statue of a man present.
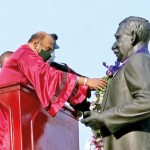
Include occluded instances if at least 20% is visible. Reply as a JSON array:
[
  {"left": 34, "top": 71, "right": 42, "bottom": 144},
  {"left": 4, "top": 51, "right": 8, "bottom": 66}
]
[{"left": 81, "top": 16, "right": 150, "bottom": 150}]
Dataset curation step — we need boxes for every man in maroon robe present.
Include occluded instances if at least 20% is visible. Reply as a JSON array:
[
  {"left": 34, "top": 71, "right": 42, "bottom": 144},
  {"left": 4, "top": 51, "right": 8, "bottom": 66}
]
[
  {"left": 0, "top": 31, "right": 106, "bottom": 149},
  {"left": 0, "top": 31, "right": 106, "bottom": 116}
]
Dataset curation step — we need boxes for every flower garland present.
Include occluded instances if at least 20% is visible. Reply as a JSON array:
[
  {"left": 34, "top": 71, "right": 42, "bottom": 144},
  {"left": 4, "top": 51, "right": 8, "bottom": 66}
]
[{"left": 88, "top": 61, "right": 120, "bottom": 150}]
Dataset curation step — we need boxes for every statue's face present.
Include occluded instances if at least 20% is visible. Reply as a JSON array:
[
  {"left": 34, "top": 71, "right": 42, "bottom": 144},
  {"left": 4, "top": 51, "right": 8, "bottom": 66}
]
[{"left": 111, "top": 24, "right": 133, "bottom": 62}]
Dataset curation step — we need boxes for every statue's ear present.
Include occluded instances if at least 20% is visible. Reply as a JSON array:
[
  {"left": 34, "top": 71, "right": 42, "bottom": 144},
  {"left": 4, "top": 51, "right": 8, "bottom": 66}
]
[{"left": 131, "top": 31, "right": 139, "bottom": 46}]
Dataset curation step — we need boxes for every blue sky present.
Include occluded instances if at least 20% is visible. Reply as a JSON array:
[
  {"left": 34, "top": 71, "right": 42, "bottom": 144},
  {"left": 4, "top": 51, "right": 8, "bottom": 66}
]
[{"left": 0, "top": 0, "right": 150, "bottom": 149}]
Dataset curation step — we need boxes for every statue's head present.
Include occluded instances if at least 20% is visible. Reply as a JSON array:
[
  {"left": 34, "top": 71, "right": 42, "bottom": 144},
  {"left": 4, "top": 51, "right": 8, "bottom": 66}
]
[{"left": 112, "top": 16, "right": 150, "bottom": 62}]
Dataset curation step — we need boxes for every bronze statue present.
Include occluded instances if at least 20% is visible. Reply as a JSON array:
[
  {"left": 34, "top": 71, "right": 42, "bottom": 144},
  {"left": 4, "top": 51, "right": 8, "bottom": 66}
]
[{"left": 81, "top": 16, "right": 150, "bottom": 150}]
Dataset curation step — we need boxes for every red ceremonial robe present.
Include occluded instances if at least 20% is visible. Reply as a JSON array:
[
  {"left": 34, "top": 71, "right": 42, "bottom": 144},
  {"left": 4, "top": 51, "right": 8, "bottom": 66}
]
[{"left": 0, "top": 44, "right": 88, "bottom": 149}]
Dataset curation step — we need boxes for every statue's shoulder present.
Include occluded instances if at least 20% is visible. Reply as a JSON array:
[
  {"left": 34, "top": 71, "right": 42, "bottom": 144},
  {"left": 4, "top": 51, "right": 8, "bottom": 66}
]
[
  {"left": 125, "top": 52, "right": 150, "bottom": 70},
  {"left": 130, "top": 52, "right": 150, "bottom": 62}
]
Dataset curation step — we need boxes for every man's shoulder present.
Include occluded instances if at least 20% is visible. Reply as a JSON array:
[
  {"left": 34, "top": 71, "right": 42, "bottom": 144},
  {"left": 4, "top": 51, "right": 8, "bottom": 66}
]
[
  {"left": 14, "top": 44, "right": 37, "bottom": 58},
  {"left": 17, "top": 44, "right": 31, "bottom": 53}
]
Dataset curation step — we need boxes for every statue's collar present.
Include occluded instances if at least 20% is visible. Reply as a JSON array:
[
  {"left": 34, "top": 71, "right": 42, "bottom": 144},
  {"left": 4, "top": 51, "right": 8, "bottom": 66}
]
[{"left": 122, "top": 47, "right": 149, "bottom": 65}]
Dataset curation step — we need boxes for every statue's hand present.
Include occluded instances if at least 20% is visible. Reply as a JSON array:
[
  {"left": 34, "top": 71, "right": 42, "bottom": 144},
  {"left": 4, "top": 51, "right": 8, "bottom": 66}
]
[{"left": 81, "top": 111, "right": 105, "bottom": 130}]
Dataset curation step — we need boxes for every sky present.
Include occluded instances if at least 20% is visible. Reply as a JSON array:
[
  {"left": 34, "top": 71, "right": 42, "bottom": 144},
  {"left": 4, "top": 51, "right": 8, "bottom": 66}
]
[{"left": 0, "top": 0, "right": 150, "bottom": 149}]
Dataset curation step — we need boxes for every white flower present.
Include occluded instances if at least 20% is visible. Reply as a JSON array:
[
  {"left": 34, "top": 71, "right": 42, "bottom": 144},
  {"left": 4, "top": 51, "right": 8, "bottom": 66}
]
[{"left": 88, "top": 75, "right": 112, "bottom": 150}]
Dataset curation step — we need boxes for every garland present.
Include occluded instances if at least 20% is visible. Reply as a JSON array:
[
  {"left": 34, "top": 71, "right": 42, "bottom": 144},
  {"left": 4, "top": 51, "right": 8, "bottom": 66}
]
[{"left": 88, "top": 61, "right": 120, "bottom": 150}]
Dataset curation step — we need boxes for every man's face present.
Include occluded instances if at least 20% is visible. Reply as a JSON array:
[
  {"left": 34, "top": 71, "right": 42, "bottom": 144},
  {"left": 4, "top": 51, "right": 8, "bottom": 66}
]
[
  {"left": 38, "top": 35, "right": 54, "bottom": 62},
  {"left": 112, "top": 24, "right": 133, "bottom": 62},
  {"left": 40, "top": 34, "right": 54, "bottom": 51}
]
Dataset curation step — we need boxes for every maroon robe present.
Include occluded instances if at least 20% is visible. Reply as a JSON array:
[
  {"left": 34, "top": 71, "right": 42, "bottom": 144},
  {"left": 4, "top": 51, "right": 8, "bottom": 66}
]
[
  {"left": 0, "top": 44, "right": 88, "bottom": 116},
  {"left": 0, "top": 44, "right": 88, "bottom": 149}
]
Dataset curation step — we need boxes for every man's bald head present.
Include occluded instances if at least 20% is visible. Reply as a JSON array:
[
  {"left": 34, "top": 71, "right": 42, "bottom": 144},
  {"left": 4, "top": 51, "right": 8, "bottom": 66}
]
[
  {"left": 0, "top": 51, "right": 13, "bottom": 67},
  {"left": 28, "top": 31, "right": 54, "bottom": 53},
  {"left": 28, "top": 31, "right": 51, "bottom": 43}
]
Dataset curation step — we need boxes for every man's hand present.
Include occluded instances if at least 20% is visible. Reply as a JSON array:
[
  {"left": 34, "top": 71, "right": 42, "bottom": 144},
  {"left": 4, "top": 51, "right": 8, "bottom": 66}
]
[
  {"left": 81, "top": 111, "right": 105, "bottom": 130},
  {"left": 86, "top": 78, "right": 107, "bottom": 90},
  {"left": 77, "top": 77, "right": 107, "bottom": 90}
]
